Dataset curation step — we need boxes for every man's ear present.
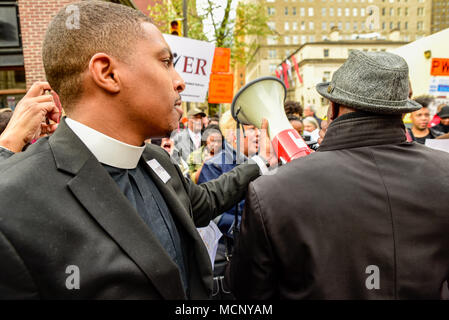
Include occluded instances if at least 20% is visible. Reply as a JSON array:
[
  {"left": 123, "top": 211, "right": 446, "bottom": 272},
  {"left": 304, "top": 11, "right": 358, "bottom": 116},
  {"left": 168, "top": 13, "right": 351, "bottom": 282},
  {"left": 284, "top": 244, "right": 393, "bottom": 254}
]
[
  {"left": 330, "top": 101, "right": 340, "bottom": 120},
  {"left": 88, "top": 53, "right": 120, "bottom": 94}
]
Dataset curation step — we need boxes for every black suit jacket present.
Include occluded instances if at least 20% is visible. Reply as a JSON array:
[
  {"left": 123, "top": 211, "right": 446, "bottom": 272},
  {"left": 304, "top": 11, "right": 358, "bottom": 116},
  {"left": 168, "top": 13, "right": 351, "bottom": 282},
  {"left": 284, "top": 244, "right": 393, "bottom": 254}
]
[
  {"left": 230, "top": 113, "right": 449, "bottom": 299},
  {"left": 0, "top": 119, "right": 259, "bottom": 299}
]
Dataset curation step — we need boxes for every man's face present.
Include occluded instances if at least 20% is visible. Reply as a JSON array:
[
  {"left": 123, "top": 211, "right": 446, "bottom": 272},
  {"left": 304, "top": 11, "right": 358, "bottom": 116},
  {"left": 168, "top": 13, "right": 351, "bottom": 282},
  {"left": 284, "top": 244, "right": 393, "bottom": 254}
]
[
  {"left": 303, "top": 107, "right": 313, "bottom": 117},
  {"left": 290, "top": 120, "right": 303, "bottom": 135},
  {"left": 188, "top": 114, "right": 203, "bottom": 133},
  {"left": 441, "top": 117, "right": 449, "bottom": 126},
  {"left": 206, "top": 132, "right": 222, "bottom": 156},
  {"left": 242, "top": 125, "right": 259, "bottom": 157},
  {"left": 410, "top": 107, "right": 430, "bottom": 130},
  {"left": 117, "top": 23, "right": 185, "bottom": 139}
]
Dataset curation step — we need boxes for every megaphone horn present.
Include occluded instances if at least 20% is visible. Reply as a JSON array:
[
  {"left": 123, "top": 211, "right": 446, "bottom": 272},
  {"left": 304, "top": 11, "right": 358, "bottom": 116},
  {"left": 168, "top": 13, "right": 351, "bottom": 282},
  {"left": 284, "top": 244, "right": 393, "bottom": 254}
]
[{"left": 231, "top": 76, "right": 312, "bottom": 163}]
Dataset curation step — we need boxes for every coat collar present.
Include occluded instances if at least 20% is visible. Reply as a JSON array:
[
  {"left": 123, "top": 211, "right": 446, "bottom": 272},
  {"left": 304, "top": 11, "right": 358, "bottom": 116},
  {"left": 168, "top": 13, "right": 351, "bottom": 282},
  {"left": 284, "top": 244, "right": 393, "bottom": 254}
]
[
  {"left": 318, "top": 112, "right": 407, "bottom": 152},
  {"left": 48, "top": 119, "right": 187, "bottom": 299}
]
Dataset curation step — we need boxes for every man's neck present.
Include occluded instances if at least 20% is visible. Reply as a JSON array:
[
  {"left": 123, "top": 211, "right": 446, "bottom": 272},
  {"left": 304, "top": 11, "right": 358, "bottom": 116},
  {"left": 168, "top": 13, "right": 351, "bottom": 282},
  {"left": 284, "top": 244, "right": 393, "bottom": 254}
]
[{"left": 411, "top": 126, "right": 429, "bottom": 138}]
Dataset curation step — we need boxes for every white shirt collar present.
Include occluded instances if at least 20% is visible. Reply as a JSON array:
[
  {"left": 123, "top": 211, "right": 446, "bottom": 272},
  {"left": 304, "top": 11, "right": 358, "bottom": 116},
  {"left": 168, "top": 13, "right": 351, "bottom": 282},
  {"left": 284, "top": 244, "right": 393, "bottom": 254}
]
[{"left": 65, "top": 118, "right": 145, "bottom": 169}]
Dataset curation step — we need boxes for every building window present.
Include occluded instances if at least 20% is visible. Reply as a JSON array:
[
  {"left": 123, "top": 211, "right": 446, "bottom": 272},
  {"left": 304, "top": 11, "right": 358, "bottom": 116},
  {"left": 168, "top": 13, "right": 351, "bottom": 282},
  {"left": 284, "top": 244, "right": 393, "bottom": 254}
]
[
  {"left": 268, "top": 49, "right": 277, "bottom": 58},
  {"left": 323, "top": 71, "right": 331, "bottom": 81},
  {"left": 285, "top": 7, "right": 288, "bottom": 15},
  {"left": 268, "top": 7, "right": 275, "bottom": 16},
  {"left": 329, "top": 8, "right": 334, "bottom": 16},
  {"left": 382, "top": 7, "right": 385, "bottom": 16},
  {"left": 293, "top": 7, "right": 297, "bottom": 15},
  {"left": 346, "top": 21, "right": 350, "bottom": 30},
  {"left": 338, "top": 21, "right": 342, "bottom": 29},
  {"left": 322, "top": 7, "right": 326, "bottom": 16},
  {"left": 300, "top": 7, "right": 305, "bottom": 16},
  {"left": 390, "top": 21, "right": 393, "bottom": 29},
  {"left": 361, "top": 8, "right": 365, "bottom": 16},
  {"left": 354, "top": 22, "right": 358, "bottom": 30},
  {"left": 301, "top": 21, "right": 305, "bottom": 30},
  {"left": 397, "top": 8, "right": 401, "bottom": 16},
  {"left": 267, "top": 36, "right": 277, "bottom": 45},
  {"left": 324, "top": 49, "right": 329, "bottom": 57},
  {"left": 397, "top": 21, "right": 400, "bottom": 29},
  {"left": 269, "top": 64, "right": 277, "bottom": 74},
  {"left": 390, "top": 8, "right": 393, "bottom": 16},
  {"left": 301, "top": 35, "right": 306, "bottom": 43},
  {"left": 405, "top": 7, "right": 408, "bottom": 16},
  {"left": 322, "top": 21, "right": 327, "bottom": 30},
  {"left": 353, "top": 8, "right": 358, "bottom": 16},
  {"left": 417, "top": 7, "right": 424, "bottom": 16},
  {"left": 338, "top": 8, "right": 342, "bottom": 16},
  {"left": 345, "top": 8, "right": 349, "bottom": 16},
  {"left": 267, "top": 21, "right": 276, "bottom": 30},
  {"left": 285, "top": 22, "right": 289, "bottom": 30},
  {"left": 293, "top": 22, "right": 298, "bottom": 30},
  {"left": 382, "top": 21, "right": 386, "bottom": 29},
  {"left": 404, "top": 21, "right": 408, "bottom": 30},
  {"left": 309, "top": 21, "right": 314, "bottom": 30},
  {"left": 284, "top": 36, "right": 290, "bottom": 44},
  {"left": 308, "top": 8, "right": 314, "bottom": 16},
  {"left": 417, "top": 21, "right": 423, "bottom": 31},
  {"left": 293, "top": 36, "right": 299, "bottom": 44}
]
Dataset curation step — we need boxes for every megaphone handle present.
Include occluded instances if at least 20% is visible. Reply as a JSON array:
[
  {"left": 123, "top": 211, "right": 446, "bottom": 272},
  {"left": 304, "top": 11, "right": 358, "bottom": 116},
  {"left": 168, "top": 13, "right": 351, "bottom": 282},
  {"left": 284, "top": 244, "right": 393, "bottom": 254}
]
[{"left": 272, "top": 129, "right": 312, "bottom": 162}]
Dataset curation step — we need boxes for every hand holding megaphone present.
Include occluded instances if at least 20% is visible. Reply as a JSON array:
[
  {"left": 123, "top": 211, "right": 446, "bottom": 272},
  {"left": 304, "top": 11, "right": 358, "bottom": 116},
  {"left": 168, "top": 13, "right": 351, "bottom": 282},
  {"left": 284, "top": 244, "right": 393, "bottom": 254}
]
[{"left": 231, "top": 76, "right": 312, "bottom": 163}]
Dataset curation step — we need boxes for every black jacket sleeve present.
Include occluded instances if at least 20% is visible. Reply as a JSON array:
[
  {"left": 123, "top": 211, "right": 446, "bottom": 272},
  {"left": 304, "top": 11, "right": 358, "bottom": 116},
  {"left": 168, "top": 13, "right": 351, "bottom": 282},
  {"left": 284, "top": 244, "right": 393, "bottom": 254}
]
[{"left": 228, "top": 181, "right": 278, "bottom": 299}]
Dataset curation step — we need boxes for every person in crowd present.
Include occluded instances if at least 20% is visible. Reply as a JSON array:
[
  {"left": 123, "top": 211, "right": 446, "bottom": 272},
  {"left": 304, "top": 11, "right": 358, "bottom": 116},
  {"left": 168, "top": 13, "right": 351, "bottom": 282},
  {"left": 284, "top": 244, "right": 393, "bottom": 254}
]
[
  {"left": 197, "top": 111, "right": 263, "bottom": 237},
  {"left": 187, "top": 124, "right": 223, "bottom": 184},
  {"left": 406, "top": 100, "right": 438, "bottom": 144},
  {"left": 303, "top": 116, "right": 320, "bottom": 143},
  {"left": 229, "top": 50, "right": 449, "bottom": 299},
  {"left": 0, "top": 82, "right": 60, "bottom": 158},
  {"left": 284, "top": 100, "right": 303, "bottom": 120},
  {"left": 208, "top": 116, "right": 219, "bottom": 126},
  {"left": 431, "top": 105, "right": 449, "bottom": 137},
  {"left": 303, "top": 104, "right": 322, "bottom": 128},
  {"left": 0, "top": 1, "right": 270, "bottom": 299},
  {"left": 0, "top": 108, "right": 13, "bottom": 135},
  {"left": 172, "top": 107, "right": 206, "bottom": 162},
  {"left": 288, "top": 115, "right": 303, "bottom": 136}
]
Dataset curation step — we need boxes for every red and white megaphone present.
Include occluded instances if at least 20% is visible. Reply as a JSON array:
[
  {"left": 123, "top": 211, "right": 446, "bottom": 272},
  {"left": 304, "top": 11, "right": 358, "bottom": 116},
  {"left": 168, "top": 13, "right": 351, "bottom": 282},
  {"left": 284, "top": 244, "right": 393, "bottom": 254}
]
[{"left": 231, "top": 76, "right": 312, "bottom": 163}]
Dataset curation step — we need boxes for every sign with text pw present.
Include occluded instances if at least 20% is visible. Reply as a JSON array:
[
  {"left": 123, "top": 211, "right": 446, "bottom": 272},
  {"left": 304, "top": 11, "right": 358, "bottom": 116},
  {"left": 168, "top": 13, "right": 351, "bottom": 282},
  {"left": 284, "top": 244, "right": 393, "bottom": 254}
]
[
  {"left": 430, "top": 58, "right": 449, "bottom": 76},
  {"left": 163, "top": 34, "right": 215, "bottom": 103}
]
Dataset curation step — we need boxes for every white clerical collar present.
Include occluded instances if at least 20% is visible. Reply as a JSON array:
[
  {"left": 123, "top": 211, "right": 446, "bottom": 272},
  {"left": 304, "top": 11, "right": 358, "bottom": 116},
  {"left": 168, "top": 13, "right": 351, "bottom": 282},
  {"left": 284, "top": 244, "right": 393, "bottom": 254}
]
[{"left": 65, "top": 118, "right": 145, "bottom": 169}]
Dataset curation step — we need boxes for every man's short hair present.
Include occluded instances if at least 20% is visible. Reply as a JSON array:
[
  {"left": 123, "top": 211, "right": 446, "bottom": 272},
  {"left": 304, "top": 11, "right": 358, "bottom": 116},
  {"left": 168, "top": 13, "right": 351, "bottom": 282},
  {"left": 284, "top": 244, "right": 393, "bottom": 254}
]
[
  {"left": 284, "top": 101, "right": 303, "bottom": 116},
  {"left": 42, "top": 1, "right": 153, "bottom": 111},
  {"left": 413, "top": 95, "right": 434, "bottom": 109}
]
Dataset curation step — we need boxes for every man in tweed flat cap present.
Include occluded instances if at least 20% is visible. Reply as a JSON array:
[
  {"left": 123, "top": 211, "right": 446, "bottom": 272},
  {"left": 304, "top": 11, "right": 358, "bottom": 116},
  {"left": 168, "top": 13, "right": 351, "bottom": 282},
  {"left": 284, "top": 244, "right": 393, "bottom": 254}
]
[{"left": 229, "top": 50, "right": 449, "bottom": 299}]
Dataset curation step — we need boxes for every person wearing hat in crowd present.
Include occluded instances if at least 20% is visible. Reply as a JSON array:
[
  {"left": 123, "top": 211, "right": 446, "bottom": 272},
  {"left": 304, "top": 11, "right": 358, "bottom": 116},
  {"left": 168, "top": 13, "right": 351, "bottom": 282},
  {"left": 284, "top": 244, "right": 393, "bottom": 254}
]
[
  {"left": 229, "top": 50, "right": 449, "bottom": 299},
  {"left": 431, "top": 105, "right": 449, "bottom": 137},
  {"left": 172, "top": 107, "right": 206, "bottom": 163}
]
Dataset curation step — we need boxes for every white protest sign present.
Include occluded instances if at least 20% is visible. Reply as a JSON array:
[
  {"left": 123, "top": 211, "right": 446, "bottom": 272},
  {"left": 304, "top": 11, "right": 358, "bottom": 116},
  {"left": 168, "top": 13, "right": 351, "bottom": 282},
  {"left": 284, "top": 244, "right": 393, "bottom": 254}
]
[
  {"left": 163, "top": 34, "right": 215, "bottom": 103},
  {"left": 425, "top": 139, "right": 449, "bottom": 153}
]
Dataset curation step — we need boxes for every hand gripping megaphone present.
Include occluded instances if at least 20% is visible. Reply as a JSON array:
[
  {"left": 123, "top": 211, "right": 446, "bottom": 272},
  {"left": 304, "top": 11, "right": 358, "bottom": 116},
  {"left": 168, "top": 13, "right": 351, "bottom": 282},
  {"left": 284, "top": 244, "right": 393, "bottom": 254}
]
[{"left": 231, "top": 76, "right": 312, "bottom": 163}]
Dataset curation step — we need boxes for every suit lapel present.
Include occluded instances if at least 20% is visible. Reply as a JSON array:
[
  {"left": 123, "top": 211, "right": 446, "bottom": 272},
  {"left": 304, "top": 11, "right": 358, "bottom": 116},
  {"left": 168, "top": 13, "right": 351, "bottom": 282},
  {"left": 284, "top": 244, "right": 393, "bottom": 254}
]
[
  {"left": 49, "top": 119, "right": 186, "bottom": 299},
  {"left": 141, "top": 150, "right": 214, "bottom": 296}
]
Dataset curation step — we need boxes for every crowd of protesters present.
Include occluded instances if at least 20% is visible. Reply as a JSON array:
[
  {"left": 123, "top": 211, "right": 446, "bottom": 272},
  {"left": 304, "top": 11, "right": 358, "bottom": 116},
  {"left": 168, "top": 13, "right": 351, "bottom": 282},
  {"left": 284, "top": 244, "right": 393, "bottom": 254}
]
[{"left": 1, "top": 0, "right": 449, "bottom": 301}]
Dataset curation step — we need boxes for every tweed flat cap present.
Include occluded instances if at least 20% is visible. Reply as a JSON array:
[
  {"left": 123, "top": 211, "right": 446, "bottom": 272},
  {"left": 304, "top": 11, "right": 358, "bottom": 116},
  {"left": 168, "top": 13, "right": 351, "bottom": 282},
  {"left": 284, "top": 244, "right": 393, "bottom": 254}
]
[{"left": 316, "top": 50, "right": 421, "bottom": 114}]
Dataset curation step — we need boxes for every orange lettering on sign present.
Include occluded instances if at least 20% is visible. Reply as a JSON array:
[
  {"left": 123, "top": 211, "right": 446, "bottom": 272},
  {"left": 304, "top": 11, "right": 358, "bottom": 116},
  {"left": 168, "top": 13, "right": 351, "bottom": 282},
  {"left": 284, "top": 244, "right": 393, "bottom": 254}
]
[
  {"left": 430, "top": 58, "right": 449, "bottom": 76},
  {"left": 208, "top": 73, "right": 234, "bottom": 104},
  {"left": 211, "top": 48, "right": 231, "bottom": 73}
]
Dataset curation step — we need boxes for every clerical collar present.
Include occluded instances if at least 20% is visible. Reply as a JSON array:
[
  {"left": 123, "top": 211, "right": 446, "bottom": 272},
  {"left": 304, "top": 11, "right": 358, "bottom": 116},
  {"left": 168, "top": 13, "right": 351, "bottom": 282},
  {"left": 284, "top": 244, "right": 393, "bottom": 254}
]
[{"left": 65, "top": 118, "right": 145, "bottom": 169}]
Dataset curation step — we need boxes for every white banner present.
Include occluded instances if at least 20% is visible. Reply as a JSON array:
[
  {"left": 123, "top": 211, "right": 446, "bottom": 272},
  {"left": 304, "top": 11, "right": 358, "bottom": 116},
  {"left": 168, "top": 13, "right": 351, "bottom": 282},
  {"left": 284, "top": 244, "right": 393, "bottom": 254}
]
[{"left": 163, "top": 34, "right": 215, "bottom": 103}]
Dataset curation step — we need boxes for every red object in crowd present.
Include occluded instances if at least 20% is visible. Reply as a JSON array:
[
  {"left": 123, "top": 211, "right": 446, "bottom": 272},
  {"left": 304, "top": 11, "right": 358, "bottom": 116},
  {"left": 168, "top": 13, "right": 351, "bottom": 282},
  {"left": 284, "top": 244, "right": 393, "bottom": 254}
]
[
  {"left": 429, "top": 114, "right": 440, "bottom": 127},
  {"left": 405, "top": 128, "right": 413, "bottom": 142},
  {"left": 281, "top": 63, "right": 290, "bottom": 89},
  {"left": 272, "top": 129, "right": 313, "bottom": 163},
  {"left": 291, "top": 56, "right": 303, "bottom": 85},
  {"left": 275, "top": 69, "right": 281, "bottom": 80}
]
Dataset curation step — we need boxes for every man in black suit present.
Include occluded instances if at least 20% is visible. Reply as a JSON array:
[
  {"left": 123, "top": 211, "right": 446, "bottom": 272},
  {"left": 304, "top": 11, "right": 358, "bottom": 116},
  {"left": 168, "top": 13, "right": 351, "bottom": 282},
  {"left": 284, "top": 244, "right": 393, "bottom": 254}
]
[{"left": 0, "top": 1, "right": 266, "bottom": 299}]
